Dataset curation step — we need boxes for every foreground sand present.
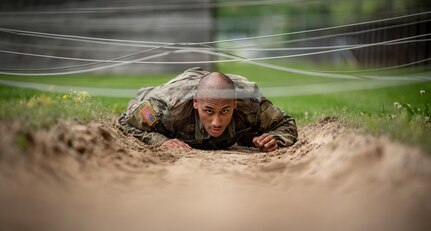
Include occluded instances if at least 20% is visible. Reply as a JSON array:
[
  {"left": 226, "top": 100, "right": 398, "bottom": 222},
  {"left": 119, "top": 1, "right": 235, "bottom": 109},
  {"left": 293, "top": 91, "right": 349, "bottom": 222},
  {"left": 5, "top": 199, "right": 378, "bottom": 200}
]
[{"left": 1, "top": 117, "right": 430, "bottom": 231}]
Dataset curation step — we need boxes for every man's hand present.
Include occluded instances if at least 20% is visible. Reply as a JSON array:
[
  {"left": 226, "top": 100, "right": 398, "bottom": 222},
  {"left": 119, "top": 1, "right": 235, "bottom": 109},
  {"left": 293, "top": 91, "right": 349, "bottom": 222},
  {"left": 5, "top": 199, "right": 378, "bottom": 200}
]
[
  {"left": 160, "top": 138, "right": 192, "bottom": 151},
  {"left": 253, "top": 133, "right": 278, "bottom": 152}
]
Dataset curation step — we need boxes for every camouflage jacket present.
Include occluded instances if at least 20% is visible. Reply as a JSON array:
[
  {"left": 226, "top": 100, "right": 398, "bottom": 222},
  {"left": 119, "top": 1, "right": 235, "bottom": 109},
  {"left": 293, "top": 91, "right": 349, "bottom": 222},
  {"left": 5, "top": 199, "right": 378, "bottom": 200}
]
[{"left": 118, "top": 67, "right": 298, "bottom": 150}]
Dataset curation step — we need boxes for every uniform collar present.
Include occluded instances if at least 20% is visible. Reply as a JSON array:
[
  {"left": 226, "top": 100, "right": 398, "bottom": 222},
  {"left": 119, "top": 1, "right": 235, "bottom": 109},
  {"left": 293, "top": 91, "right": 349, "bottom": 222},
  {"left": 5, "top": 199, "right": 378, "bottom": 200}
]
[{"left": 194, "top": 111, "right": 236, "bottom": 142}]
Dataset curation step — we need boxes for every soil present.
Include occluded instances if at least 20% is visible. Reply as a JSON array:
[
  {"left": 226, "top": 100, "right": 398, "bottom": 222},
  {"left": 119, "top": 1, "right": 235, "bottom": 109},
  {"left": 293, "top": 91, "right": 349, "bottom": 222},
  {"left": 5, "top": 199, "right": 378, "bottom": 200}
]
[{"left": 0, "top": 117, "right": 430, "bottom": 231}]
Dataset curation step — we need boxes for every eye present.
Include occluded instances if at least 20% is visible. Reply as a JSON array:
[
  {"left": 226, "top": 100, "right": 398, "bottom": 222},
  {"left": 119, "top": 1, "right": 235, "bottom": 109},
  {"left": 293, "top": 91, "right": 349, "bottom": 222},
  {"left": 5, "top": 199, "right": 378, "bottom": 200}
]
[
  {"left": 205, "top": 109, "right": 214, "bottom": 114},
  {"left": 221, "top": 109, "right": 229, "bottom": 114}
]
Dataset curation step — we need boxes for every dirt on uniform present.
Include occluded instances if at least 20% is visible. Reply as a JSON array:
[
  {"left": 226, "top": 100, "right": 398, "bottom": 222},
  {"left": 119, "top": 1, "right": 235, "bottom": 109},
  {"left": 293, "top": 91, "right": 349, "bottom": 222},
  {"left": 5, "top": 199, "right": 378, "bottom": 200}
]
[{"left": 0, "top": 117, "right": 430, "bottom": 231}]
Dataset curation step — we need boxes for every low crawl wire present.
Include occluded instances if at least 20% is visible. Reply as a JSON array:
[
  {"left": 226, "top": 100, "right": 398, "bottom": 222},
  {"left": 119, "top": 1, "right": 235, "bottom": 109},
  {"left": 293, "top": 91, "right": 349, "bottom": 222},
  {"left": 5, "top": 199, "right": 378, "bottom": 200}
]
[
  {"left": 1, "top": 38, "right": 430, "bottom": 54},
  {"left": 0, "top": 11, "right": 429, "bottom": 48},
  {"left": 1, "top": 32, "right": 430, "bottom": 79},
  {"left": 229, "top": 18, "right": 431, "bottom": 49},
  {"left": 1, "top": 32, "right": 430, "bottom": 71},
  {"left": 0, "top": 44, "right": 172, "bottom": 72},
  {"left": 2, "top": 17, "right": 430, "bottom": 52}
]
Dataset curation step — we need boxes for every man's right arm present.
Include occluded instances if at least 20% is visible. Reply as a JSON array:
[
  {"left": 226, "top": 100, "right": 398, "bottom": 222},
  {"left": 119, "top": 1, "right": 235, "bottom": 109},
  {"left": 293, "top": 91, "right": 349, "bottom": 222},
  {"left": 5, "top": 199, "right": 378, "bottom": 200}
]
[{"left": 118, "top": 112, "right": 169, "bottom": 147}]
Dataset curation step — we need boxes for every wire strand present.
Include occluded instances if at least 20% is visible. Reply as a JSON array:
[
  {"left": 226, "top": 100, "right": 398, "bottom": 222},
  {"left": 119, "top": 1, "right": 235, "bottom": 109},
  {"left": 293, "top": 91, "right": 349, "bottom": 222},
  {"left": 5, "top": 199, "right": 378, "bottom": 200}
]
[
  {"left": 2, "top": 32, "right": 430, "bottom": 80},
  {"left": 1, "top": 32, "right": 429, "bottom": 71},
  {"left": 315, "top": 57, "right": 431, "bottom": 73},
  {"left": 1, "top": 11, "right": 429, "bottom": 47},
  {"left": 228, "top": 18, "right": 431, "bottom": 48}
]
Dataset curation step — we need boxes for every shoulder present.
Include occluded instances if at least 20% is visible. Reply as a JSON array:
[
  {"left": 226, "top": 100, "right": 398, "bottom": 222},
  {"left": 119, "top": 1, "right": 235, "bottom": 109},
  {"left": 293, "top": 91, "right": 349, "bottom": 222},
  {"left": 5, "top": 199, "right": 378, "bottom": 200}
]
[
  {"left": 232, "top": 74, "right": 262, "bottom": 126},
  {"left": 227, "top": 73, "right": 262, "bottom": 103}
]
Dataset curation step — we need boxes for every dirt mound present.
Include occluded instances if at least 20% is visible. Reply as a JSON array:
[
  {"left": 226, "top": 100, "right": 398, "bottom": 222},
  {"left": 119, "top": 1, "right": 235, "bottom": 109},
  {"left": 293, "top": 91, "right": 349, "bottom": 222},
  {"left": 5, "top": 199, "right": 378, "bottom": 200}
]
[{"left": 0, "top": 118, "right": 430, "bottom": 231}]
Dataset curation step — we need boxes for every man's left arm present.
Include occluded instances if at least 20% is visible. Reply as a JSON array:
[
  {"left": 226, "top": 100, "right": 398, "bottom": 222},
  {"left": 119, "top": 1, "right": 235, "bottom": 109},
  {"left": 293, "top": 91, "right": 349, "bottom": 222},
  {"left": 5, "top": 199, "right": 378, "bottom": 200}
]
[{"left": 255, "top": 98, "right": 298, "bottom": 150}]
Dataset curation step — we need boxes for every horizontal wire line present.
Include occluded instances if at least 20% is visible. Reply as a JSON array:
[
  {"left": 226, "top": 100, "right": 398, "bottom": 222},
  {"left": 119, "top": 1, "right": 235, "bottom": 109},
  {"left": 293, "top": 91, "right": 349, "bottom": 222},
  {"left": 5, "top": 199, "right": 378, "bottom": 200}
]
[
  {"left": 3, "top": 18, "right": 430, "bottom": 51},
  {"left": 1, "top": 34, "right": 431, "bottom": 80},
  {"left": 0, "top": 45, "right": 170, "bottom": 71},
  {"left": 316, "top": 57, "right": 431, "bottom": 73},
  {"left": 1, "top": 32, "right": 429, "bottom": 72},
  {"left": 3, "top": 41, "right": 430, "bottom": 75},
  {"left": 230, "top": 18, "right": 431, "bottom": 48},
  {"left": 1, "top": 55, "right": 430, "bottom": 73},
  {"left": 0, "top": 51, "right": 173, "bottom": 76},
  {"left": 224, "top": 39, "right": 431, "bottom": 51},
  {"left": 1, "top": 38, "right": 430, "bottom": 53},
  {"left": 197, "top": 44, "right": 431, "bottom": 80},
  {"left": 200, "top": 11, "right": 431, "bottom": 45},
  {"left": 0, "top": 11, "right": 429, "bottom": 47},
  {"left": 1, "top": 17, "right": 429, "bottom": 56},
  {"left": 0, "top": 78, "right": 426, "bottom": 99}
]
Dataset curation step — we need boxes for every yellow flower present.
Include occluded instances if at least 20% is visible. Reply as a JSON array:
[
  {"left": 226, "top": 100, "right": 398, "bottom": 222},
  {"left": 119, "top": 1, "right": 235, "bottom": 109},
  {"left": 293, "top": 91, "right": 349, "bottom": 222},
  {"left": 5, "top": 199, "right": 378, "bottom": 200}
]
[{"left": 27, "top": 95, "right": 53, "bottom": 108}]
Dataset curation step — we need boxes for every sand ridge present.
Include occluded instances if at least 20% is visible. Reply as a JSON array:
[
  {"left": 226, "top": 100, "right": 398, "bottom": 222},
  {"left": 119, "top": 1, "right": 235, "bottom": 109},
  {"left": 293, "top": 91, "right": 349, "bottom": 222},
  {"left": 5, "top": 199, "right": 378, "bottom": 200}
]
[{"left": 0, "top": 117, "right": 430, "bottom": 231}]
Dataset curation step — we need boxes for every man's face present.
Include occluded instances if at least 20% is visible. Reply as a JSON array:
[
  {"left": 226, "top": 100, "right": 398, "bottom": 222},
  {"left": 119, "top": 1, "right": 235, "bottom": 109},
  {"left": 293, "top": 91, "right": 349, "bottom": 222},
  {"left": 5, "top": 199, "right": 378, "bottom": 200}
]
[{"left": 193, "top": 98, "right": 237, "bottom": 137}]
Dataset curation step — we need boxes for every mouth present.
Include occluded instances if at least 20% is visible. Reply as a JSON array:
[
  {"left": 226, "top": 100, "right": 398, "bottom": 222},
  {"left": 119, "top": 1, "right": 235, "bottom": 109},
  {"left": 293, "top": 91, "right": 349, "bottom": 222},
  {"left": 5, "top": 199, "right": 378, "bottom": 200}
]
[{"left": 210, "top": 127, "right": 223, "bottom": 135}]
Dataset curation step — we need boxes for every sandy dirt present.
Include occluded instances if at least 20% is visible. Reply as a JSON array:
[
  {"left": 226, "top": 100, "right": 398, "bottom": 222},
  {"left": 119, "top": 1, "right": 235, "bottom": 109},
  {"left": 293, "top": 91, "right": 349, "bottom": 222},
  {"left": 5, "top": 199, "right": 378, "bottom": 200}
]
[{"left": 0, "top": 117, "right": 430, "bottom": 231}]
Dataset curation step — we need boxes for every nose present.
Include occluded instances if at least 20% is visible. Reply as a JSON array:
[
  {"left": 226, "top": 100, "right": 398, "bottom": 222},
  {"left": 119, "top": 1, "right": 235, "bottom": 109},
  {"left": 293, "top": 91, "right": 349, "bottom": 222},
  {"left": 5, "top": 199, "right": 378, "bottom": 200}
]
[{"left": 211, "top": 115, "right": 222, "bottom": 127}]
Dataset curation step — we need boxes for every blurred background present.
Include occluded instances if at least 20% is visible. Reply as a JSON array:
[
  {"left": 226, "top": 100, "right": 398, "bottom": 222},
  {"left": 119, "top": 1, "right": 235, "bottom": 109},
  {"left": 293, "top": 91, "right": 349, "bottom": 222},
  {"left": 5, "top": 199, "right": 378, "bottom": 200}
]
[{"left": 0, "top": 0, "right": 430, "bottom": 74}]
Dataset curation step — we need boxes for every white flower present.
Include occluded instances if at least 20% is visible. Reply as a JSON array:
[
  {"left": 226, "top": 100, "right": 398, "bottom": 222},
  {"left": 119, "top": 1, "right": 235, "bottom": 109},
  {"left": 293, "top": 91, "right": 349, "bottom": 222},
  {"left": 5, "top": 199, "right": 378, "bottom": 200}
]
[
  {"left": 393, "top": 102, "right": 402, "bottom": 109},
  {"left": 425, "top": 116, "right": 430, "bottom": 122},
  {"left": 391, "top": 114, "right": 397, "bottom": 120},
  {"left": 420, "top": 90, "right": 425, "bottom": 95}
]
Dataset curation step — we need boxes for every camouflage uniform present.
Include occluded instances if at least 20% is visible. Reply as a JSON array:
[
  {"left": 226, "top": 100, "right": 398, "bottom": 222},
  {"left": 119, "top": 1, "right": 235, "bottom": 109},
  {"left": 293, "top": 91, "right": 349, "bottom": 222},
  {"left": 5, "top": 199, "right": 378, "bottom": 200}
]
[{"left": 118, "top": 67, "right": 298, "bottom": 150}]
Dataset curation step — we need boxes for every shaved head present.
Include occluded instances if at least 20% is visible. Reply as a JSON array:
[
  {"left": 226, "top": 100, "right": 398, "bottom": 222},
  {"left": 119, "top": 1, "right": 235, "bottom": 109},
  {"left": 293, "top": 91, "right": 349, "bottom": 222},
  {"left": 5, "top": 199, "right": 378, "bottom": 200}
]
[
  {"left": 194, "top": 72, "right": 237, "bottom": 137},
  {"left": 195, "top": 72, "right": 236, "bottom": 100}
]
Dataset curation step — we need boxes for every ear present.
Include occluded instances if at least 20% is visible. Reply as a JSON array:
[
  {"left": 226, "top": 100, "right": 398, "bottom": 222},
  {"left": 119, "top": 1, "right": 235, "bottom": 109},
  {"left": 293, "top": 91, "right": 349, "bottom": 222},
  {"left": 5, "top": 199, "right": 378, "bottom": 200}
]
[
  {"left": 233, "top": 99, "right": 238, "bottom": 109},
  {"left": 193, "top": 97, "right": 198, "bottom": 109}
]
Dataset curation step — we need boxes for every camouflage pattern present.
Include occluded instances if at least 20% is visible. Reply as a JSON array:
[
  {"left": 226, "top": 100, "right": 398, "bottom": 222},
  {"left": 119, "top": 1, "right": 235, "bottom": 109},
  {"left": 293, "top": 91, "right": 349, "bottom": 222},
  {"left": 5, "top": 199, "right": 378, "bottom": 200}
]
[{"left": 118, "top": 67, "right": 298, "bottom": 149}]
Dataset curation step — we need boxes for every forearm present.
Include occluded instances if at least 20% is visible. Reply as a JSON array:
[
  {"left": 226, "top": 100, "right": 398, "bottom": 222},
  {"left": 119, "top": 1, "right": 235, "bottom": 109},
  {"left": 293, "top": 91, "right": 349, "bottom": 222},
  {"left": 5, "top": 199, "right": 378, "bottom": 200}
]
[
  {"left": 259, "top": 100, "right": 298, "bottom": 147},
  {"left": 118, "top": 112, "right": 168, "bottom": 147},
  {"left": 269, "top": 127, "right": 297, "bottom": 147},
  {"left": 137, "top": 130, "right": 169, "bottom": 147}
]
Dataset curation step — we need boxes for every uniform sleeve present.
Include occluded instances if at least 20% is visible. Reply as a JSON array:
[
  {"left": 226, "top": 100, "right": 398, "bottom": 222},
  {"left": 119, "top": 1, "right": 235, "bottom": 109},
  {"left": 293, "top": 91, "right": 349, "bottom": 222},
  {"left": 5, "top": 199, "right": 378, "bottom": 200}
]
[
  {"left": 258, "top": 98, "right": 298, "bottom": 147},
  {"left": 118, "top": 112, "right": 169, "bottom": 147}
]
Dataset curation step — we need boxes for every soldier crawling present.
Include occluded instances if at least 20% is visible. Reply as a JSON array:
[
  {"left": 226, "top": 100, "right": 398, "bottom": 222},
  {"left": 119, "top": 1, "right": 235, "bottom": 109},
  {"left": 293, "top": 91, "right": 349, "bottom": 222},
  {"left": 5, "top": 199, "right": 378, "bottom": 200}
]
[{"left": 118, "top": 67, "right": 298, "bottom": 152}]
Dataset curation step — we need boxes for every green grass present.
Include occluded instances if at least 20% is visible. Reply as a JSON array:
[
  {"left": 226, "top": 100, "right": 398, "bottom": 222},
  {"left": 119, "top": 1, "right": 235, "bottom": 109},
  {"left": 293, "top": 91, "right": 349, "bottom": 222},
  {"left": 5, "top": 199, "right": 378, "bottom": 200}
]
[
  {"left": 0, "top": 88, "right": 109, "bottom": 128},
  {"left": 1, "top": 63, "right": 430, "bottom": 152}
]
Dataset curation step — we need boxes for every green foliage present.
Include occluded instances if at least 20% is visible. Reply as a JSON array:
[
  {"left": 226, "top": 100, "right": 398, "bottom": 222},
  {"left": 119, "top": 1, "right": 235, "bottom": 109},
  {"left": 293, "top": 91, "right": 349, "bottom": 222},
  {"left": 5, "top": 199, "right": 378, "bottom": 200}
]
[
  {"left": 0, "top": 90, "right": 109, "bottom": 128},
  {"left": 393, "top": 90, "right": 430, "bottom": 120},
  {"left": 344, "top": 89, "right": 430, "bottom": 153},
  {"left": 0, "top": 74, "right": 170, "bottom": 117}
]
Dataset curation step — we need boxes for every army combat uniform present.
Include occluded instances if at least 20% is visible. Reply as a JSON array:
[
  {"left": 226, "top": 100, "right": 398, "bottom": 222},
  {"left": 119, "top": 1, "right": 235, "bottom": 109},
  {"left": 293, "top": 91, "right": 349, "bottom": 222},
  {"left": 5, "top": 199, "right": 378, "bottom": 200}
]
[{"left": 118, "top": 67, "right": 298, "bottom": 150}]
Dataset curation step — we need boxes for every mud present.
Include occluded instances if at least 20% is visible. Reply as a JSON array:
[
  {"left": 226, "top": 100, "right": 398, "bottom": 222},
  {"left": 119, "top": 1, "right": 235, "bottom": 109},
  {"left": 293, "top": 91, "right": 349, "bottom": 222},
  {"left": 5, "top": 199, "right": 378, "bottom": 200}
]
[{"left": 0, "top": 117, "right": 430, "bottom": 231}]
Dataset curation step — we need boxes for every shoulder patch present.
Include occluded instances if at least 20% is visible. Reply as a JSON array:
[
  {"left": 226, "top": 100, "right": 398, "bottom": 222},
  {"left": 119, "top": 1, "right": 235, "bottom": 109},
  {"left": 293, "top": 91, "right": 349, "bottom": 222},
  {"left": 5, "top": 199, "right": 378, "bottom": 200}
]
[{"left": 140, "top": 103, "right": 158, "bottom": 126}]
